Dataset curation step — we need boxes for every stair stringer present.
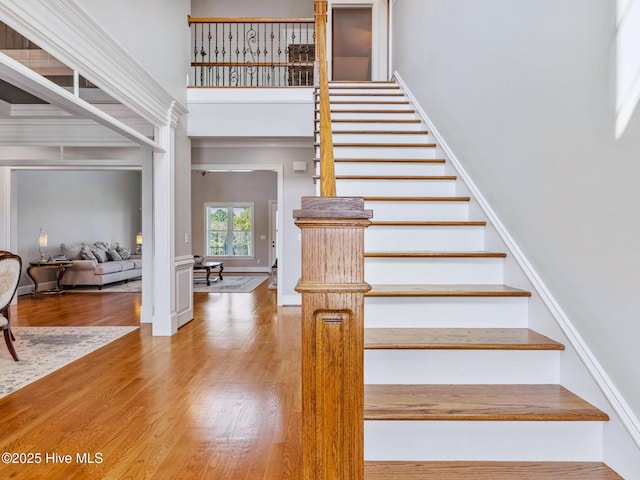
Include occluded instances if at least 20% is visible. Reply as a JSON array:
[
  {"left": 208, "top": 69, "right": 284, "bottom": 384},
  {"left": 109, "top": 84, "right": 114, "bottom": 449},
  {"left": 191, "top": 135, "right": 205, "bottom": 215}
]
[{"left": 394, "top": 70, "right": 640, "bottom": 478}]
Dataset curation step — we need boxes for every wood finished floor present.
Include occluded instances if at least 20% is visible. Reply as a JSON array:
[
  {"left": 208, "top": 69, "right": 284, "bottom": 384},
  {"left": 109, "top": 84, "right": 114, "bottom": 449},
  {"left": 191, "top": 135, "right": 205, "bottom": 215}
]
[{"left": 0, "top": 284, "right": 302, "bottom": 479}]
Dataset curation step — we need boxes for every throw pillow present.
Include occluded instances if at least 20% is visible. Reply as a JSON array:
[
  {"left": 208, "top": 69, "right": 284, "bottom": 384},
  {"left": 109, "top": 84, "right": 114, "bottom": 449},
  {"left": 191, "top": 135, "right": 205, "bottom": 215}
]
[
  {"left": 114, "top": 242, "right": 129, "bottom": 257},
  {"left": 91, "top": 247, "right": 107, "bottom": 263},
  {"left": 60, "top": 243, "right": 82, "bottom": 260},
  {"left": 107, "top": 249, "right": 122, "bottom": 261},
  {"left": 94, "top": 241, "right": 111, "bottom": 252},
  {"left": 119, "top": 248, "right": 131, "bottom": 260},
  {"left": 79, "top": 245, "right": 98, "bottom": 262}
]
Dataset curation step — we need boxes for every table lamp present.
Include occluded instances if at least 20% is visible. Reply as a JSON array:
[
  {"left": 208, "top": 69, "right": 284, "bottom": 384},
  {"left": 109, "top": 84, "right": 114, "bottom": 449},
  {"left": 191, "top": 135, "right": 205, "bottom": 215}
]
[
  {"left": 38, "top": 228, "right": 48, "bottom": 261},
  {"left": 136, "top": 232, "right": 142, "bottom": 254}
]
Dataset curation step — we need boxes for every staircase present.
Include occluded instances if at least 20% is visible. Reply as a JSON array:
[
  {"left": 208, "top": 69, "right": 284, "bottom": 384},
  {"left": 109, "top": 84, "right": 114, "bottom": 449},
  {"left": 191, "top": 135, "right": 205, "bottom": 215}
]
[{"left": 313, "top": 81, "right": 622, "bottom": 479}]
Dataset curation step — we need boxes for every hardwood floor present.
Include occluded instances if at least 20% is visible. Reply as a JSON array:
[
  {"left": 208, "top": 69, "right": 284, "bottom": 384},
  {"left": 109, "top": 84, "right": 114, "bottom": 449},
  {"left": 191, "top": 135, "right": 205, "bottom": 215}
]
[{"left": 0, "top": 284, "right": 302, "bottom": 479}]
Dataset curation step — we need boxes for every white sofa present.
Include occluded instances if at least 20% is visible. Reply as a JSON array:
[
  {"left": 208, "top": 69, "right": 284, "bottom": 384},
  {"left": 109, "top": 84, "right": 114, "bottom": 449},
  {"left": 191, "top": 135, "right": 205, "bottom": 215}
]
[{"left": 58, "top": 242, "right": 141, "bottom": 289}]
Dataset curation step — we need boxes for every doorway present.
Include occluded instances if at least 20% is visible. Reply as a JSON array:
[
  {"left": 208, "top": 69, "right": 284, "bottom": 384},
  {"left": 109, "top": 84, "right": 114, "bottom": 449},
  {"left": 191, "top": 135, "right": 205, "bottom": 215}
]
[
  {"left": 191, "top": 164, "right": 284, "bottom": 306},
  {"left": 332, "top": 7, "right": 373, "bottom": 81},
  {"left": 328, "top": 0, "right": 388, "bottom": 81}
]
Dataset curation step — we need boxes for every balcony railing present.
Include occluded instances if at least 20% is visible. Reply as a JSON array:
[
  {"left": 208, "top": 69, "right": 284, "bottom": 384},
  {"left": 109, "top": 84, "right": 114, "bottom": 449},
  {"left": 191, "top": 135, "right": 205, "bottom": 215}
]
[{"left": 188, "top": 16, "right": 315, "bottom": 87}]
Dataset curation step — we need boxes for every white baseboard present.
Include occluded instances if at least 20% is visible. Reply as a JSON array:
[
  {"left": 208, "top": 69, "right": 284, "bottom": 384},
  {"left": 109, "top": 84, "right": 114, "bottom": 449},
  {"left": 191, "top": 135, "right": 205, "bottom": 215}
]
[
  {"left": 282, "top": 294, "right": 301, "bottom": 306},
  {"left": 393, "top": 71, "right": 640, "bottom": 453}
]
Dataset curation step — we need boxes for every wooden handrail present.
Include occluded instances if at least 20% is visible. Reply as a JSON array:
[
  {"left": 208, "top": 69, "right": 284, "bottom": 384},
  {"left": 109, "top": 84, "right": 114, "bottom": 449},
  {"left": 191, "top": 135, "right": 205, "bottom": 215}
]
[
  {"left": 188, "top": 15, "right": 314, "bottom": 25},
  {"left": 315, "top": 0, "right": 337, "bottom": 197},
  {"left": 191, "top": 61, "right": 315, "bottom": 68}
]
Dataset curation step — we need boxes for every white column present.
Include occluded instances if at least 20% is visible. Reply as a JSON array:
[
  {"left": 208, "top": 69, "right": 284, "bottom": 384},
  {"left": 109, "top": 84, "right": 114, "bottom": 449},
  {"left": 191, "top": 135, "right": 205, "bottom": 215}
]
[
  {"left": 152, "top": 122, "right": 177, "bottom": 336},
  {"left": 140, "top": 146, "right": 153, "bottom": 324}
]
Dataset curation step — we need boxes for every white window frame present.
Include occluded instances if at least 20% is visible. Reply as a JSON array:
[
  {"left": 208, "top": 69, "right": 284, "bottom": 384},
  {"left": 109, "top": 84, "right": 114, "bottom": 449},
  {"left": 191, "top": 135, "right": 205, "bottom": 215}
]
[{"left": 204, "top": 202, "right": 255, "bottom": 258}]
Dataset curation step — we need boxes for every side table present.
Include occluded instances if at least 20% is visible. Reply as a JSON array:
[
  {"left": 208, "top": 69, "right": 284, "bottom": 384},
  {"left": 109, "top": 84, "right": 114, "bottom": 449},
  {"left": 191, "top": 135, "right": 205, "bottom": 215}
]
[
  {"left": 193, "top": 261, "right": 224, "bottom": 286},
  {"left": 27, "top": 261, "right": 73, "bottom": 295}
]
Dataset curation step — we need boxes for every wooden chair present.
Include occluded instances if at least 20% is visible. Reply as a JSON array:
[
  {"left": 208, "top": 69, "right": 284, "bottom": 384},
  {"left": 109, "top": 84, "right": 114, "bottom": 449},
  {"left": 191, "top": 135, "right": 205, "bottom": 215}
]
[{"left": 0, "top": 251, "right": 22, "bottom": 361}]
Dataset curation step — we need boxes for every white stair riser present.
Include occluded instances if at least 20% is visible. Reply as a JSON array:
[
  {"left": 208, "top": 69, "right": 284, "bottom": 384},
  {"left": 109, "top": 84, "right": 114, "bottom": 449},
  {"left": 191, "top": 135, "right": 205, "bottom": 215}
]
[
  {"left": 365, "top": 421, "right": 603, "bottom": 461},
  {"left": 324, "top": 162, "right": 445, "bottom": 176},
  {"left": 328, "top": 111, "right": 418, "bottom": 121},
  {"left": 364, "top": 350, "right": 560, "bottom": 384},
  {"left": 331, "top": 103, "right": 414, "bottom": 111},
  {"left": 337, "top": 179, "right": 454, "bottom": 197},
  {"left": 316, "top": 133, "right": 432, "bottom": 144},
  {"left": 365, "top": 201, "right": 469, "bottom": 221},
  {"left": 328, "top": 88, "right": 402, "bottom": 94},
  {"left": 366, "top": 225, "right": 485, "bottom": 251},
  {"left": 321, "top": 95, "right": 408, "bottom": 102},
  {"left": 365, "top": 297, "right": 529, "bottom": 328},
  {"left": 365, "top": 257, "right": 504, "bottom": 284},
  {"left": 327, "top": 121, "right": 425, "bottom": 131},
  {"left": 330, "top": 146, "right": 437, "bottom": 159}
]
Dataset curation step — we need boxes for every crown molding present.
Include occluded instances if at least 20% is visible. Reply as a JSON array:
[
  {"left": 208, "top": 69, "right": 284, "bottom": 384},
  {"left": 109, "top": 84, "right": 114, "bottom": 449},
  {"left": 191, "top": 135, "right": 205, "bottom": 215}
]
[{"left": 0, "top": 0, "right": 187, "bottom": 127}]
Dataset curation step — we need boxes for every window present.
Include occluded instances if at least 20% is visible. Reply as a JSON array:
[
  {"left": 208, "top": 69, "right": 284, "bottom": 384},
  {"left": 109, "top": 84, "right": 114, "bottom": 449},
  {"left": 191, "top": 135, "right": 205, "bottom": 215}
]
[{"left": 205, "top": 203, "right": 253, "bottom": 257}]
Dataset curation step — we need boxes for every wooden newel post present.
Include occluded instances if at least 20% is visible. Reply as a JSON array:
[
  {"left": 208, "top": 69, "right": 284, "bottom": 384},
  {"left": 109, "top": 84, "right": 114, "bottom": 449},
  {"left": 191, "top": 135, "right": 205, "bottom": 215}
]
[{"left": 294, "top": 197, "right": 372, "bottom": 480}]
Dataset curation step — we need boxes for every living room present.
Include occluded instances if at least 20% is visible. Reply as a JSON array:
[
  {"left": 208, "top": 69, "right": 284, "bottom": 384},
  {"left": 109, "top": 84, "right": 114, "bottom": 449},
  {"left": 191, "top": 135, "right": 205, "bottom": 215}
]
[{"left": 14, "top": 168, "right": 142, "bottom": 295}]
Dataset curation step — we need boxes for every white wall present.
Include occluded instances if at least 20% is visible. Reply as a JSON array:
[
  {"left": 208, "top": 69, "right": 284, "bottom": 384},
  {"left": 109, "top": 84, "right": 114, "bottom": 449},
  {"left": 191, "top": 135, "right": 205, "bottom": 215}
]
[
  {"left": 191, "top": 145, "right": 315, "bottom": 302},
  {"left": 76, "top": 0, "right": 190, "bottom": 106},
  {"left": 188, "top": 88, "right": 314, "bottom": 138},
  {"left": 16, "top": 169, "right": 141, "bottom": 287},
  {"left": 393, "top": 0, "right": 640, "bottom": 419},
  {"left": 191, "top": 0, "right": 313, "bottom": 18},
  {"left": 191, "top": 170, "right": 276, "bottom": 270}
]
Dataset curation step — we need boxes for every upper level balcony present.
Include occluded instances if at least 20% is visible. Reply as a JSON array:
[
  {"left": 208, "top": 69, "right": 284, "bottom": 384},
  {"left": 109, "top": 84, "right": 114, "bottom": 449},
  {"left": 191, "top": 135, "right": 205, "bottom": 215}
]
[{"left": 187, "top": 16, "right": 318, "bottom": 139}]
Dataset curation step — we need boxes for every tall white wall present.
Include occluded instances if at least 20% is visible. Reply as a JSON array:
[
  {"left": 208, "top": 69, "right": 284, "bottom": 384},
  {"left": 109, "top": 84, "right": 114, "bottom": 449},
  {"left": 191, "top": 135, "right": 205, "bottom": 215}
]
[
  {"left": 75, "top": 0, "right": 190, "bottom": 106},
  {"left": 392, "top": 0, "right": 640, "bottom": 418},
  {"left": 74, "top": 0, "right": 193, "bottom": 258},
  {"left": 191, "top": 0, "right": 313, "bottom": 18}
]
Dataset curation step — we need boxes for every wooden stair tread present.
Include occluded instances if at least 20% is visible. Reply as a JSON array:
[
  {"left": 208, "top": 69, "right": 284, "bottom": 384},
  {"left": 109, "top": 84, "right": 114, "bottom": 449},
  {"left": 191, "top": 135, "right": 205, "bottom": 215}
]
[
  {"left": 318, "top": 119, "right": 422, "bottom": 123},
  {"left": 365, "top": 251, "right": 506, "bottom": 258},
  {"left": 322, "top": 93, "right": 406, "bottom": 97},
  {"left": 336, "top": 175, "right": 453, "bottom": 180},
  {"left": 314, "top": 158, "right": 446, "bottom": 164},
  {"left": 367, "top": 284, "right": 531, "bottom": 297},
  {"left": 364, "top": 384, "right": 609, "bottom": 421},
  {"left": 364, "top": 196, "right": 469, "bottom": 201},
  {"left": 327, "top": 101, "right": 411, "bottom": 105},
  {"left": 314, "top": 143, "right": 437, "bottom": 148},
  {"left": 364, "top": 461, "right": 622, "bottom": 479},
  {"left": 370, "top": 220, "right": 485, "bottom": 226},
  {"left": 325, "top": 130, "right": 428, "bottom": 135},
  {"left": 316, "top": 109, "right": 417, "bottom": 114},
  {"left": 364, "top": 328, "right": 564, "bottom": 350}
]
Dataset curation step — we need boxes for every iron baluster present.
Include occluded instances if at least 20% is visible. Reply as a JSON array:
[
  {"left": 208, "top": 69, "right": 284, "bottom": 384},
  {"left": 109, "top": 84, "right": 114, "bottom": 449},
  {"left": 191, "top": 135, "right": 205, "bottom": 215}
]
[
  {"left": 215, "top": 23, "right": 220, "bottom": 86},
  {"left": 208, "top": 24, "right": 212, "bottom": 86},
  {"left": 193, "top": 23, "right": 198, "bottom": 86}
]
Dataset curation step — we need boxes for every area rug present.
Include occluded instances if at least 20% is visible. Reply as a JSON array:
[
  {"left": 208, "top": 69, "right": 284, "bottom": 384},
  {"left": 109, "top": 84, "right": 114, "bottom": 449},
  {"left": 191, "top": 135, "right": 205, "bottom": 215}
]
[
  {"left": 193, "top": 275, "right": 268, "bottom": 293},
  {"left": 0, "top": 326, "right": 139, "bottom": 399},
  {"left": 66, "top": 275, "right": 269, "bottom": 294}
]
